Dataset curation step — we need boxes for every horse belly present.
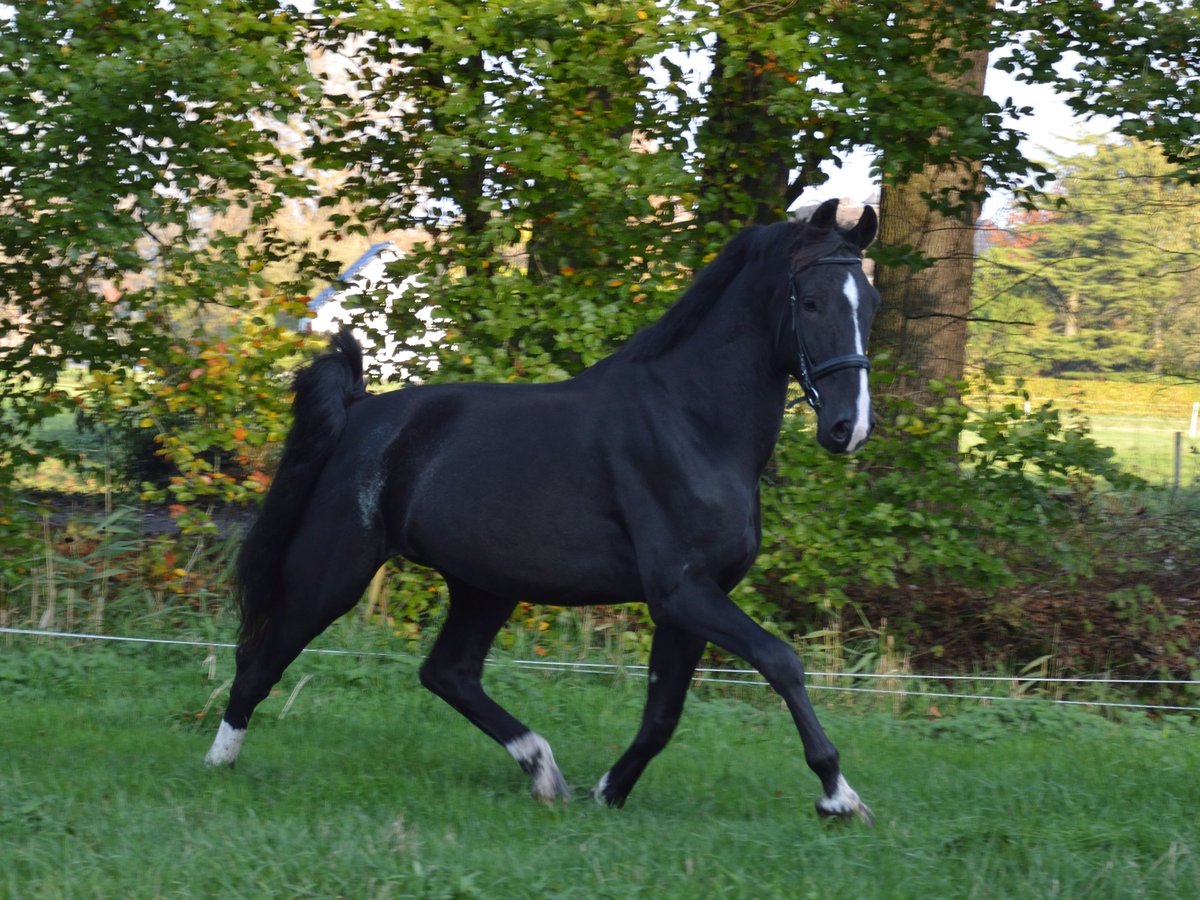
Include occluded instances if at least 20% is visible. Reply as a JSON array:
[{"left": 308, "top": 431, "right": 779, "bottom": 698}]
[
  {"left": 389, "top": 447, "right": 642, "bottom": 605},
  {"left": 405, "top": 509, "right": 642, "bottom": 605}
]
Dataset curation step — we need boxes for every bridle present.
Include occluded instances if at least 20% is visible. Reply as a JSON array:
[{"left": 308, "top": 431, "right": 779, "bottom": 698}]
[{"left": 786, "top": 255, "right": 872, "bottom": 412}]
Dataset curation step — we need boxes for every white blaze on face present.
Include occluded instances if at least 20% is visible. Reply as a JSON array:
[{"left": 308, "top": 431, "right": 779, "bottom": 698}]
[{"left": 843, "top": 273, "right": 872, "bottom": 452}]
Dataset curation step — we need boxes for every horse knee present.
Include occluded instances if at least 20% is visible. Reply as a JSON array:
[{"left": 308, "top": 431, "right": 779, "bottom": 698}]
[
  {"left": 419, "top": 657, "right": 465, "bottom": 704},
  {"left": 762, "top": 641, "right": 806, "bottom": 682}
]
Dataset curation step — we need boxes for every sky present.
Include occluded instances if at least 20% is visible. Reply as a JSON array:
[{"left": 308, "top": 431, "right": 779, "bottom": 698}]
[{"left": 798, "top": 62, "right": 1115, "bottom": 221}]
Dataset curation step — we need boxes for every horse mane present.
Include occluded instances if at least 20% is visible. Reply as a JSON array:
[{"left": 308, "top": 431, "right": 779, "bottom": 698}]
[
  {"left": 608, "top": 217, "right": 853, "bottom": 365},
  {"left": 613, "top": 225, "right": 775, "bottom": 363}
]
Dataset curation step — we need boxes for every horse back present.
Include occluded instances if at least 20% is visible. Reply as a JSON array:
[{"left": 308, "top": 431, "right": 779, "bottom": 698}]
[{"left": 329, "top": 376, "right": 762, "bottom": 604}]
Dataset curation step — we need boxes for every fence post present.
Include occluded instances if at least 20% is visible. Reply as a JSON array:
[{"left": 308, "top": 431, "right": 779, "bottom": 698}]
[
  {"left": 1174, "top": 431, "right": 1183, "bottom": 495},
  {"left": 1190, "top": 401, "right": 1199, "bottom": 439}
]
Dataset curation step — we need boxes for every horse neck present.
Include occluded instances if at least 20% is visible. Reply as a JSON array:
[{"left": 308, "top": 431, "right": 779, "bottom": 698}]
[{"left": 642, "top": 291, "right": 791, "bottom": 472}]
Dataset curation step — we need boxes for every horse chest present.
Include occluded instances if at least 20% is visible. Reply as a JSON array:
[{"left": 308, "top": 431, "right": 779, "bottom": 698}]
[
  {"left": 619, "top": 461, "right": 762, "bottom": 586},
  {"left": 693, "top": 492, "right": 763, "bottom": 580}
]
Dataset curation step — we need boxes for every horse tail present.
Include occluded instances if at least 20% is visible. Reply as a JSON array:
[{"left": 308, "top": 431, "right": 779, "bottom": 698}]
[{"left": 235, "top": 329, "right": 366, "bottom": 644}]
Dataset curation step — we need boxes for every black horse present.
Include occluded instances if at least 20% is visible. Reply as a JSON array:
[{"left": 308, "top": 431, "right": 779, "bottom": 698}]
[{"left": 206, "top": 198, "right": 879, "bottom": 824}]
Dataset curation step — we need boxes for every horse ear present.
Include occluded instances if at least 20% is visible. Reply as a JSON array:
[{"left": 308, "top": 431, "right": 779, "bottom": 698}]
[
  {"left": 808, "top": 198, "right": 839, "bottom": 230},
  {"left": 846, "top": 205, "right": 878, "bottom": 250}
]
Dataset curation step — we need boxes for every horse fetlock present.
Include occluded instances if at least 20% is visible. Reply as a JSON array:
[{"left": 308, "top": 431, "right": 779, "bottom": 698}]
[
  {"left": 814, "top": 774, "right": 874, "bottom": 826},
  {"left": 204, "top": 721, "right": 246, "bottom": 767},
  {"left": 505, "top": 732, "right": 570, "bottom": 804}
]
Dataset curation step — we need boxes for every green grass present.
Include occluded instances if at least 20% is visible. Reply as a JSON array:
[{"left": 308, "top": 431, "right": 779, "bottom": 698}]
[
  {"left": 2, "top": 640, "right": 1197, "bottom": 898},
  {"left": 971, "top": 375, "right": 1200, "bottom": 485},
  {"left": 1085, "top": 420, "right": 1198, "bottom": 485}
]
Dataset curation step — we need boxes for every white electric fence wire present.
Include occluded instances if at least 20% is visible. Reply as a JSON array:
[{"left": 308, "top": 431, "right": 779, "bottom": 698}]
[{"left": 3, "top": 626, "right": 1199, "bottom": 713}]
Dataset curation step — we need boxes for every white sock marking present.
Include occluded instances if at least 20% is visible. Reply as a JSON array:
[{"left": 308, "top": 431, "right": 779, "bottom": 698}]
[
  {"left": 505, "top": 732, "right": 568, "bottom": 801},
  {"left": 816, "top": 773, "right": 861, "bottom": 815},
  {"left": 204, "top": 720, "right": 246, "bottom": 767},
  {"left": 594, "top": 770, "right": 611, "bottom": 805},
  {"left": 843, "top": 273, "right": 872, "bottom": 452}
]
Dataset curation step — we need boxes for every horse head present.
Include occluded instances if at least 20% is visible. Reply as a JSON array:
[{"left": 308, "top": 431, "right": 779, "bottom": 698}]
[{"left": 783, "top": 198, "right": 880, "bottom": 454}]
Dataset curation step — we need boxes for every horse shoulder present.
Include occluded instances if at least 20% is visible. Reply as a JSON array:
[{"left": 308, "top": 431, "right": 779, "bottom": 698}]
[{"left": 599, "top": 406, "right": 762, "bottom": 591}]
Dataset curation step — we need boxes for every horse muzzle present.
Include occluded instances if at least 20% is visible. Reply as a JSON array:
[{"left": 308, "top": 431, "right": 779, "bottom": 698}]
[{"left": 815, "top": 385, "right": 874, "bottom": 455}]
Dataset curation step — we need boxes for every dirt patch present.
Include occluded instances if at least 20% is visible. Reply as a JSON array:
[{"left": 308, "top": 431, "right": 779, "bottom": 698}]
[{"left": 862, "top": 566, "right": 1200, "bottom": 681}]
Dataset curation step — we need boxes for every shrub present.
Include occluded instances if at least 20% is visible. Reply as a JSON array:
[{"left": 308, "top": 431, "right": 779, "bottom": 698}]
[
  {"left": 735, "top": 386, "right": 1141, "bottom": 638},
  {"left": 71, "top": 311, "right": 314, "bottom": 534}
]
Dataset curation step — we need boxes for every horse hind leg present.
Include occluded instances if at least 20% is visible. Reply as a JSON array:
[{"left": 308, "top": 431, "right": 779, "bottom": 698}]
[
  {"left": 419, "top": 579, "right": 570, "bottom": 803},
  {"left": 206, "top": 522, "right": 384, "bottom": 768}
]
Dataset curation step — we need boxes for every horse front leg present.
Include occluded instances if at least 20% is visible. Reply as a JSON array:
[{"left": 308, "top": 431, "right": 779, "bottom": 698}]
[
  {"left": 649, "top": 577, "right": 873, "bottom": 825},
  {"left": 594, "top": 622, "right": 707, "bottom": 807}
]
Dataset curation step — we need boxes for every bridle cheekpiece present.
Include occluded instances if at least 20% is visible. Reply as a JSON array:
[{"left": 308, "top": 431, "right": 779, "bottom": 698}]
[{"left": 787, "top": 254, "right": 872, "bottom": 412}]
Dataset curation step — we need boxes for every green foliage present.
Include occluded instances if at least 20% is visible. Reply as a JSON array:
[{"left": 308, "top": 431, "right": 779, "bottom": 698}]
[
  {"left": 49, "top": 305, "right": 321, "bottom": 532},
  {"left": 306, "top": 0, "right": 1200, "bottom": 384},
  {"left": 972, "top": 139, "right": 1200, "bottom": 378},
  {"left": 308, "top": 0, "right": 703, "bottom": 383},
  {"left": 0, "top": 0, "right": 346, "bottom": 524},
  {"left": 998, "top": 0, "right": 1200, "bottom": 180},
  {"left": 736, "top": 386, "right": 1138, "bottom": 633},
  {"left": 0, "top": 502, "right": 237, "bottom": 638},
  {"left": 4, "top": 0, "right": 1199, "bottom": 503}
]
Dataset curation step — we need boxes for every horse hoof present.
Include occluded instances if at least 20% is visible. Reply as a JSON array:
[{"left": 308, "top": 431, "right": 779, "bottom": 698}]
[
  {"left": 815, "top": 774, "right": 873, "bottom": 826},
  {"left": 816, "top": 798, "right": 874, "bottom": 827},
  {"left": 590, "top": 771, "right": 626, "bottom": 808},
  {"left": 532, "top": 768, "right": 572, "bottom": 806},
  {"left": 591, "top": 792, "right": 622, "bottom": 809},
  {"left": 507, "top": 732, "right": 570, "bottom": 804},
  {"left": 204, "top": 722, "right": 245, "bottom": 767}
]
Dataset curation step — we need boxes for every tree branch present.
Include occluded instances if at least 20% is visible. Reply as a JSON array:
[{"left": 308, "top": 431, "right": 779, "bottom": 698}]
[{"left": 905, "top": 311, "right": 1036, "bottom": 327}]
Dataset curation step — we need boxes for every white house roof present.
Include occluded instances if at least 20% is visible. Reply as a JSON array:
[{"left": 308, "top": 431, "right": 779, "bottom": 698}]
[
  {"left": 304, "top": 242, "right": 440, "bottom": 382},
  {"left": 307, "top": 241, "right": 398, "bottom": 312}
]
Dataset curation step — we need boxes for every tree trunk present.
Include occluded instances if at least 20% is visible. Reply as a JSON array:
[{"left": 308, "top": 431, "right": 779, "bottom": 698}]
[
  {"left": 1063, "top": 292, "right": 1079, "bottom": 338},
  {"left": 871, "top": 42, "right": 989, "bottom": 409}
]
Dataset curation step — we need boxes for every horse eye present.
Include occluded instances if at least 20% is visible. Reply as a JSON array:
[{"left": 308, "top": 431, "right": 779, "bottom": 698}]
[{"left": 802, "top": 299, "right": 819, "bottom": 313}]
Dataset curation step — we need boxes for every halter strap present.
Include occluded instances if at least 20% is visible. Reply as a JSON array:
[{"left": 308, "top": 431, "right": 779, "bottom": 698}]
[
  {"left": 809, "top": 256, "right": 863, "bottom": 266},
  {"left": 786, "top": 256, "right": 871, "bottom": 412}
]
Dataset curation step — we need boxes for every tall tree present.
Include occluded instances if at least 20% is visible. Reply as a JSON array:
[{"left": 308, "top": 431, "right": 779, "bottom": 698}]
[
  {"left": 869, "top": 5, "right": 994, "bottom": 406},
  {"left": 0, "top": 0, "right": 328, "bottom": 482},
  {"left": 972, "top": 139, "right": 1200, "bottom": 378}
]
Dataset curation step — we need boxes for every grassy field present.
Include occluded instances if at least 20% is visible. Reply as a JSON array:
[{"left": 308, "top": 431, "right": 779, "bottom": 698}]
[
  {"left": 2, "top": 639, "right": 1197, "bottom": 899},
  {"left": 972, "top": 376, "right": 1200, "bottom": 485}
]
